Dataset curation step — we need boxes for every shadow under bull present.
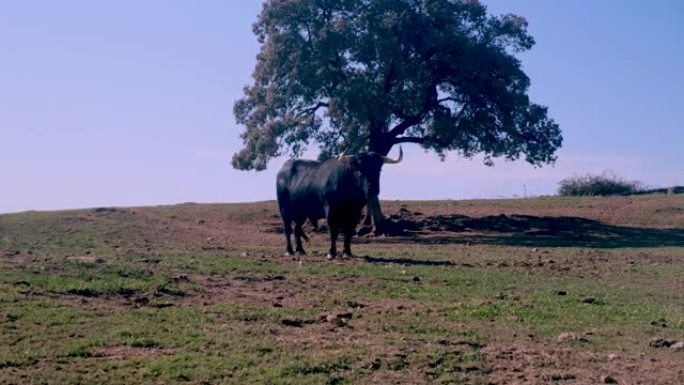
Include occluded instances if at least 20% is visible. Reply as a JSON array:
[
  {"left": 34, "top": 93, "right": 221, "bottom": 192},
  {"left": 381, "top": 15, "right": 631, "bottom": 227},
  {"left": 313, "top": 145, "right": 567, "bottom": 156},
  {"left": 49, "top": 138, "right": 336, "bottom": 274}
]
[{"left": 267, "top": 209, "right": 684, "bottom": 249}]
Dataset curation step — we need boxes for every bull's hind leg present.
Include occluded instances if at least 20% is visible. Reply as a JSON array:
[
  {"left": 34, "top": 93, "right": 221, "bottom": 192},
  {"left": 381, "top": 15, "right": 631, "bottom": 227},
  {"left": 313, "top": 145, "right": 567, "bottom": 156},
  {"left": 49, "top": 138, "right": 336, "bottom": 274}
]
[
  {"left": 294, "top": 221, "right": 307, "bottom": 256},
  {"left": 283, "top": 220, "right": 295, "bottom": 256}
]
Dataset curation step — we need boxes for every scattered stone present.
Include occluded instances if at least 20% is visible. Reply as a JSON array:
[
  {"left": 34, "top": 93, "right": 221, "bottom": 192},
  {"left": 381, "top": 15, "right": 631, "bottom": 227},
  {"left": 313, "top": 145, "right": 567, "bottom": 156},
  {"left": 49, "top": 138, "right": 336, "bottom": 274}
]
[
  {"left": 600, "top": 375, "right": 618, "bottom": 383},
  {"left": 326, "top": 312, "right": 353, "bottom": 327},
  {"left": 241, "top": 252, "right": 250, "bottom": 257},
  {"left": 347, "top": 300, "right": 366, "bottom": 309},
  {"left": 195, "top": 219, "right": 205, "bottom": 224},
  {"left": 648, "top": 338, "right": 677, "bottom": 348},
  {"left": 546, "top": 373, "right": 575, "bottom": 381},
  {"left": 205, "top": 237, "right": 214, "bottom": 242},
  {"left": 131, "top": 296, "right": 149, "bottom": 307},
  {"left": 607, "top": 354, "right": 619, "bottom": 361},
  {"left": 67, "top": 256, "right": 103, "bottom": 264},
  {"left": 554, "top": 290, "right": 568, "bottom": 296},
  {"left": 172, "top": 274, "right": 189, "bottom": 282},
  {"left": 649, "top": 319, "right": 668, "bottom": 328},
  {"left": 281, "top": 319, "right": 304, "bottom": 327},
  {"left": 670, "top": 341, "right": 684, "bottom": 352},
  {"left": 557, "top": 332, "right": 590, "bottom": 343},
  {"left": 581, "top": 296, "right": 597, "bottom": 304}
]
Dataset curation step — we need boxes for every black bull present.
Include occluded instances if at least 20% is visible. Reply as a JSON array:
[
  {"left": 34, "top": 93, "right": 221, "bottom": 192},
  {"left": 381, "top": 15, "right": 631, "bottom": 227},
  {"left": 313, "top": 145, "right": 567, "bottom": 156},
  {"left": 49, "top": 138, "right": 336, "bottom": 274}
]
[{"left": 276, "top": 148, "right": 403, "bottom": 259}]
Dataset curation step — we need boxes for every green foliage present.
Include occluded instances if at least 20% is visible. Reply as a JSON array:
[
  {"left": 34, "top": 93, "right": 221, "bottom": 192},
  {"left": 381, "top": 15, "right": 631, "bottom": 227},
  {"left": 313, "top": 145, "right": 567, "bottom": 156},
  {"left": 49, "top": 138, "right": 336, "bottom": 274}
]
[
  {"left": 558, "top": 171, "right": 644, "bottom": 196},
  {"left": 233, "top": 0, "right": 562, "bottom": 170}
]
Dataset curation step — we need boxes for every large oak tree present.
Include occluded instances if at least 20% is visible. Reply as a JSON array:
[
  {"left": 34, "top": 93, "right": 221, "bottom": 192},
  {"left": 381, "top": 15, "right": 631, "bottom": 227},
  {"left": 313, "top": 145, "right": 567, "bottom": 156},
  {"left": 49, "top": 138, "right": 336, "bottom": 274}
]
[{"left": 233, "top": 0, "right": 562, "bottom": 232}]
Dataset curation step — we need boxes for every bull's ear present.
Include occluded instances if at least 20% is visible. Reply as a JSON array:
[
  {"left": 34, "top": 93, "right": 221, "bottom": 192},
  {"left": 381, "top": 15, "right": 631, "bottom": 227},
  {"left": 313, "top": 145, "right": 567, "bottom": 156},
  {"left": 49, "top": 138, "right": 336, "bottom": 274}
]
[
  {"left": 382, "top": 146, "right": 403, "bottom": 164},
  {"left": 339, "top": 155, "right": 354, "bottom": 164}
]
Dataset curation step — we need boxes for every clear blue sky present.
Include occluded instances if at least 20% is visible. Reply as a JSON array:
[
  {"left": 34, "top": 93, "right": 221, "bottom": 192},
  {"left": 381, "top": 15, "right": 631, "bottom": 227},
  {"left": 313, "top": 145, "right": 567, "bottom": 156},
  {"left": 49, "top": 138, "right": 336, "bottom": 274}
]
[{"left": 1, "top": 0, "right": 682, "bottom": 213}]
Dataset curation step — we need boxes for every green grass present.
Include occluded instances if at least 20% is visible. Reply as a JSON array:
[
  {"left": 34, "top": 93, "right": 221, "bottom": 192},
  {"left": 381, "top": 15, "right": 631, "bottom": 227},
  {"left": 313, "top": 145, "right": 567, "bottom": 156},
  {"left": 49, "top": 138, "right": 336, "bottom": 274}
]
[{"left": 1, "top": 196, "right": 683, "bottom": 384}]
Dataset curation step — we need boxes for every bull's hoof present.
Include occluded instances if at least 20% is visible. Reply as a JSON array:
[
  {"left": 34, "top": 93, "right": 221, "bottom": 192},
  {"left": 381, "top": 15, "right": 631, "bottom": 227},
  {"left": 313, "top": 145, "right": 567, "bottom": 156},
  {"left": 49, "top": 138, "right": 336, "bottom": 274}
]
[
  {"left": 326, "top": 253, "right": 336, "bottom": 260},
  {"left": 342, "top": 252, "right": 354, "bottom": 259},
  {"left": 295, "top": 250, "right": 306, "bottom": 257}
]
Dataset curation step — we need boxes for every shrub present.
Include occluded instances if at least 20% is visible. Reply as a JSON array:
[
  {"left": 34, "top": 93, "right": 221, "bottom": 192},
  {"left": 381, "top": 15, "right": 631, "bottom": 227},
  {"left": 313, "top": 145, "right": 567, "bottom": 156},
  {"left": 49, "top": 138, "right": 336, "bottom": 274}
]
[{"left": 558, "top": 171, "right": 644, "bottom": 196}]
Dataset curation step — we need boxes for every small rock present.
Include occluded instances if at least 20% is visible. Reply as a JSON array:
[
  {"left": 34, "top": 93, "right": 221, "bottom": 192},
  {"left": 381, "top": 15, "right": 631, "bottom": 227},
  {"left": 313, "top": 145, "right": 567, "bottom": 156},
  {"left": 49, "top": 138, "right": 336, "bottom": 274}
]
[
  {"left": 557, "top": 332, "right": 590, "bottom": 343},
  {"left": 649, "top": 319, "right": 667, "bottom": 328},
  {"left": 195, "top": 219, "right": 205, "bottom": 224},
  {"left": 607, "top": 354, "right": 619, "bottom": 361},
  {"left": 241, "top": 252, "right": 249, "bottom": 257},
  {"left": 173, "top": 274, "right": 189, "bottom": 282},
  {"left": 670, "top": 341, "right": 684, "bottom": 352},
  {"left": 600, "top": 375, "right": 618, "bottom": 383},
  {"left": 326, "top": 312, "right": 353, "bottom": 327},
  {"left": 67, "top": 256, "right": 100, "bottom": 264},
  {"left": 281, "top": 319, "right": 304, "bottom": 327},
  {"left": 554, "top": 290, "right": 568, "bottom": 296},
  {"left": 347, "top": 301, "right": 366, "bottom": 309},
  {"left": 132, "top": 296, "right": 149, "bottom": 307},
  {"left": 581, "top": 296, "right": 597, "bottom": 304},
  {"left": 648, "top": 338, "right": 677, "bottom": 348}
]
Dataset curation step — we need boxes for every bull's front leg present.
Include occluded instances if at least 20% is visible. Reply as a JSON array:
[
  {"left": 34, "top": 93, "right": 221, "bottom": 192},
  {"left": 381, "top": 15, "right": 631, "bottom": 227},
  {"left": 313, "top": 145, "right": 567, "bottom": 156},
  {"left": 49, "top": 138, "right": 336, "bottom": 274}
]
[
  {"left": 342, "top": 226, "right": 354, "bottom": 258},
  {"left": 324, "top": 203, "right": 338, "bottom": 260}
]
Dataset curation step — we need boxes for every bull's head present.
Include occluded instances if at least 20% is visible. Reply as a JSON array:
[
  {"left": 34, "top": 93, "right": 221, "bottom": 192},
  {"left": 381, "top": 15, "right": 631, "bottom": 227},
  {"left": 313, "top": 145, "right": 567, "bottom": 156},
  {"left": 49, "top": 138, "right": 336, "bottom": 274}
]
[{"left": 338, "top": 146, "right": 403, "bottom": 197}]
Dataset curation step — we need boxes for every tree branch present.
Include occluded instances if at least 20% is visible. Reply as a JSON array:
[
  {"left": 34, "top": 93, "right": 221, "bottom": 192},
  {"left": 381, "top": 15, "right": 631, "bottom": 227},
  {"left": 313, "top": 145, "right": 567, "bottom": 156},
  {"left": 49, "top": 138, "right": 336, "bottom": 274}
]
[
  {"left": 392, "top": 136, "right": 425, "bottom": 145},
  {"left": 437, "top": 96, "right": 459, "bottom": 104},
  {"left": 388, "top": 115, "right": 422, "bottom": 138},
  {"left": 295, "top": 101, "right": 329, "bottom": 118}
]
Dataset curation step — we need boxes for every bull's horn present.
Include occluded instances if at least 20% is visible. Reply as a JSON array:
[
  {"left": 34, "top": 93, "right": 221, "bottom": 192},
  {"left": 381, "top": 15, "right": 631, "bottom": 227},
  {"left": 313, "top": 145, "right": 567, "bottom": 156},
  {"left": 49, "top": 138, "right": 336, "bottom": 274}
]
[
  {"left": 383, "top": 146, "right": 403, "bottom": 164},
  {"left": 337, "top": 150, "right": 349, "bottom": 161}
]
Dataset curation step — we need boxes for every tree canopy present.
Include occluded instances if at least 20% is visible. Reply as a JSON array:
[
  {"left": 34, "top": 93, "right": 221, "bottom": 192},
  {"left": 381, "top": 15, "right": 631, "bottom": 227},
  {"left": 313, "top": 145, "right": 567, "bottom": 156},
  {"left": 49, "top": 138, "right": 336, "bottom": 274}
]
[{"left": 233, "top": 0, "right": 562, "bottom": 171}]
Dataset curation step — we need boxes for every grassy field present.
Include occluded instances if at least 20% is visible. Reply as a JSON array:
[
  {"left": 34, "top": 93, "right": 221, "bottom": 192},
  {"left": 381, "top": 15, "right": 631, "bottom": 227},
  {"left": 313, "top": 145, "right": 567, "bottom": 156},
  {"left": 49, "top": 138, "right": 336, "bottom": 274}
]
[{"left": 1, "top": 195, "right": 683, "bottom": 384}]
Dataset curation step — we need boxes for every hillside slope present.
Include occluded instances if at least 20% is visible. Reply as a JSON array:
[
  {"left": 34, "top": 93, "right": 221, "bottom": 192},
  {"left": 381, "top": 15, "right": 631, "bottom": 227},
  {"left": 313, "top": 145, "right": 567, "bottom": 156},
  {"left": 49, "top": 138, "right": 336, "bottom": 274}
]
[{"left": 1, "top": 195, "right": 683, "bottom": 384}]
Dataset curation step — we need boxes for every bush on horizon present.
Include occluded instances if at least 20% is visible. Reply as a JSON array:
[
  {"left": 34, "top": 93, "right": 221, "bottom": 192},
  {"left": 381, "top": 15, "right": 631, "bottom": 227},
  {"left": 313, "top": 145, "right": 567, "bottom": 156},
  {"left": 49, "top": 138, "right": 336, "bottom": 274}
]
[{"left": 558, "top": 171, "right": 645, "bottom": 196}]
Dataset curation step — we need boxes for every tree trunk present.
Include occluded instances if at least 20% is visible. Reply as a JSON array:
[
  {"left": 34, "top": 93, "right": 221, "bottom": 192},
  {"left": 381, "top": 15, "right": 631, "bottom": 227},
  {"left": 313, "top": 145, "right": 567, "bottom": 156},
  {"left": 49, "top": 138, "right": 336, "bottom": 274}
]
[
  {"left": 362, "top": 195, "right": 385, "bottom": 235},
  {"left": 365, "top": 126, "right": 393, "bottom": 235}
]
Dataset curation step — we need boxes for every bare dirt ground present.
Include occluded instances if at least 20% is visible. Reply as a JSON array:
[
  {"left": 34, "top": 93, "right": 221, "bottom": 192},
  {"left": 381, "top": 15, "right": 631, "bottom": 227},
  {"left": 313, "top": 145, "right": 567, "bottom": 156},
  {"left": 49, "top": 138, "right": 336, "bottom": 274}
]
[{"left": 1, "top": 195, "right": 683, "bottom": 384}]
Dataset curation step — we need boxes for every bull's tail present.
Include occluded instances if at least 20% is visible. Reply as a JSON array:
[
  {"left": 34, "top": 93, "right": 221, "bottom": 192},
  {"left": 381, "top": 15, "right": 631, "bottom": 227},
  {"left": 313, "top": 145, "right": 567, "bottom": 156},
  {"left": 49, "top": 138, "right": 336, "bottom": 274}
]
[{"left": 295, "top": 225, "right": 309, "bottom": 243}]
